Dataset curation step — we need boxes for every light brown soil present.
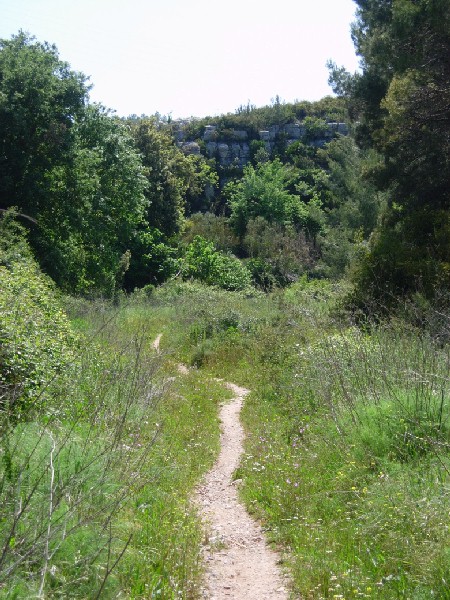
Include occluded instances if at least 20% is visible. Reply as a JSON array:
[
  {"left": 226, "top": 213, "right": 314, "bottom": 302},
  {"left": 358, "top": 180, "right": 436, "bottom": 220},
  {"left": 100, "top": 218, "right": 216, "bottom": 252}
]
[
  {"left": 152, "top": 333, "right": 163, "bottom": 353},
  {"left": 196, "top": 382, "right": 288, "bottom": 599},
  {"left": 152, "top": 335, "right": 288, "bottom": 598}
]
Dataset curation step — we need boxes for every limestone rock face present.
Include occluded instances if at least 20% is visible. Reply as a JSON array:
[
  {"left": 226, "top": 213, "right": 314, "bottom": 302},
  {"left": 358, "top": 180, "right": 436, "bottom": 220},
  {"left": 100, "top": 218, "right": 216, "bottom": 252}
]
[
  {"left": 232, "top": 130, "right": 248, "bottom": 141},
  {"left": 218, "top": 143, "right": 229, "bottom": 161},
  {"left": 204, "top": 125, "right": 218, "bottom": 141},
  {"left": 178, "top": 121, "right": 349, "bottom": 168},
  {"left": 206, "top": 141, "right": 218, "bottom": 155},
  {"left": 204, "top": 140, "right": 250, "bottom": 167},
  {"left": 284, "top": 124, "right": 305, "bottom": 139},
  {"left": 180, "top": 141, "right": 201, "bottom": 156}
]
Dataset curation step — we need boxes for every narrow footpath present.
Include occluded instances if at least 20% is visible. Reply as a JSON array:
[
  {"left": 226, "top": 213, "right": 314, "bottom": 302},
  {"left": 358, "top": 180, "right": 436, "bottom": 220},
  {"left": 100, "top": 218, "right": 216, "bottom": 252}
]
[
  {"left": 152, "top": 334, "right": 288, "bottom": 598},
  {"left": 196, "top": 382, "right": 288, "bottom": 599}
]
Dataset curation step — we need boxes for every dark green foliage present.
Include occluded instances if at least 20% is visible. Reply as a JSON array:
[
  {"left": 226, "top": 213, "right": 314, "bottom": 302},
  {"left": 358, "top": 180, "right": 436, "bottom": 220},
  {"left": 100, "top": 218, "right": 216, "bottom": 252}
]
[
  {"left": 0, "top": 212, "right": 79, "bottom": 416},
  {"left": 124, "top": 227, "right": 178, "bottom": 290},
  {"left": 129, "top": 118, "right": 217, "bottom": 237},
  {"left": 40, "top": 105, "right": 148, "bottom": 295},
  {"left": 0, "top": 31, "right": 88, "bottom": 217},
  {"left": 130, "top": 119, "right": 188, "bottom": 237},
  {"left": 182, "top": 212, "right": 238, "bottom": 253},
  {"left": 0, "top": 33, "right": 149, "bottom": 296},
  {"left": 243, "top": 217, "right": 313, "bottom": 288},
  {"left": 182, "top": 236, "right": 252, "bottom": 291},
  {"left": 302, "top": 116, "right": 329, "bottom": 142},
  {"left": 330, "top": 0, "right": 450, "bottom": 305}
]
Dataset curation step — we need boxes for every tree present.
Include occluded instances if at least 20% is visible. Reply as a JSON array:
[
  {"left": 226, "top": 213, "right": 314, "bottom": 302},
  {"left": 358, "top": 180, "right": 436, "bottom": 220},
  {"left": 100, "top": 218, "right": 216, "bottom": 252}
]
[
  {"left": 0, "top": 31, "right": 88, "bottom": 218},
  {"left": 331, "top": 0, "right": 450, "bottom": 303},
  {"left": 182, "top": 235, "right": 252, "bottom": 291},
  {"left": 0, "top": 33, "right": 150, "bottom": 296},
  {"left": 41, "top": 105, "right": 148, "bottom": 295},
  {"left": 130, "top": 119, "right": 195, "bottom": 237}
]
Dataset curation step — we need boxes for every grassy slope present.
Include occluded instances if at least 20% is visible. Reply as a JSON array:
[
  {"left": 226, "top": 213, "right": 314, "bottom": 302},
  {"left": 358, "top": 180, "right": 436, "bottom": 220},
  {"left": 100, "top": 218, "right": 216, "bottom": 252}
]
[
  {"left": 153, "top": 280, "right": 450, "bottom": 600},
  {"left": 0, "top": 287, "right": 231, "bottom": 598},
  {"left": 2, "top": 277, "right": 448, "bottom": 598}
]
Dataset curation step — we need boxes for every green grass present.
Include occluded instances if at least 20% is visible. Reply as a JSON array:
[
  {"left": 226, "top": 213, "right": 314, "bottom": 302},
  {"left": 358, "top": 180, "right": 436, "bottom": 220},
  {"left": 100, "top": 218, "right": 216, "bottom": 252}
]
[
  {"left": 144, "top": 280, "right": 449, "bottom": 599},
  {"left": 238, "top": 308, "right": 450, "bottom": 599},
  {"left": 2, "top": 278, "right": 449, "bottom": 598},
  {"left": 0, "top": 293, "right": 229, "bottom": 598}
]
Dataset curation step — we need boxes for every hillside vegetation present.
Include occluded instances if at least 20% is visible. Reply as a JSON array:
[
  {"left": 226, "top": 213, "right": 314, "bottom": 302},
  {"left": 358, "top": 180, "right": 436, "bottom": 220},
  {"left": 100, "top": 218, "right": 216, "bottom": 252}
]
[{"left": 1, "top": 0, "right": 449, "bottom": 597}]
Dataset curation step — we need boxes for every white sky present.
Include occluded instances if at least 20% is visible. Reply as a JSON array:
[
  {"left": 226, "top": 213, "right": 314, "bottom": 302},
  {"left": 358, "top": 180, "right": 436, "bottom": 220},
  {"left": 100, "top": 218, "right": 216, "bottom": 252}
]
[{"left": 0, "top": 0, "right": 360, "bottom": 119}]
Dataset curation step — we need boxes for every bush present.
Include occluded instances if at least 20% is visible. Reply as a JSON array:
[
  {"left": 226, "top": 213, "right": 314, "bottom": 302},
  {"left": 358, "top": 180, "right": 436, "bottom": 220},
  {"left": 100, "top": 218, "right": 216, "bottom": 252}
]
[
  {"left": 182, "top": 212, "right": 238, "bottom": 253},
  {"left": 182, "top": 235, "right": 252, "bottom": 291},
  {"left": 0, "top": 213, "right": 79, "bottom": 416}
]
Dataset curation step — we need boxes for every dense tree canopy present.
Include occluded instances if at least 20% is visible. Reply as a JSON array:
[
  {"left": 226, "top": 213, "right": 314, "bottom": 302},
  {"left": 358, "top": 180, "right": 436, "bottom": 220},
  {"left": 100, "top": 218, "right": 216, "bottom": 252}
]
[
  {"left": 41, "top": 106, "right": 148, "bottom": 294},
  {"left": 0, "top": 28, "right": 392, "bottom": 296},
  {"left": 330, "top": 0, "right": 450, "bottom": 304},
  {"left": 0, "top": 32, "right": 88, "bottom": 217}
]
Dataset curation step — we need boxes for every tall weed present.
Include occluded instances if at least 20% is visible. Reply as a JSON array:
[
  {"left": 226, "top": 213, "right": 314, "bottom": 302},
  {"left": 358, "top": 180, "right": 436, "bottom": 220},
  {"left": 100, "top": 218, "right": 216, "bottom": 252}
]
[{"left": 239, "top": 296, "right": 450, "bottom": 599}]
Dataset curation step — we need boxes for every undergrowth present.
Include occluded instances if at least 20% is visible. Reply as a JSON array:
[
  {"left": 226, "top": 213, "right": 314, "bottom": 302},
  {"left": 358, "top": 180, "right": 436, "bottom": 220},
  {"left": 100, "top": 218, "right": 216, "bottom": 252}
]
[
  {"left": 0, "top": 271, "right": 226, "bottom": 597},
  {"left": 2, "top": 251, "right": 449, "bottom": 598},
  {"left": 147, "top": 279, "right": 450, "bottom": 599}
]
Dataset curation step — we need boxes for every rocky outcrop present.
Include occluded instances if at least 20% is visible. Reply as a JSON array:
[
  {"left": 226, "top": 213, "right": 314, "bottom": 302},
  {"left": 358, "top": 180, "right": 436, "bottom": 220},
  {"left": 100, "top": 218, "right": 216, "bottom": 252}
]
[
  {"left": 179, "top": 141, "right": 201, "bottom": 156},
  {"left": 203, "top": 141, "right": 251, "bottom": 168},
  {"left": 179, "top": 121, "right": 348, "bottom": 167}
]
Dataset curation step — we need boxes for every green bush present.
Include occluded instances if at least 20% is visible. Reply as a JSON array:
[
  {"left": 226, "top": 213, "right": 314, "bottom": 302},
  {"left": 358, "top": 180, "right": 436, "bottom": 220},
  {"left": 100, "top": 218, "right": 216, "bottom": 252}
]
[
  {"left": 0, "top": 214, "right": 79, "bottom": 416},
  {"left": 182, "top": 235, "right": 252, "bottom": 291}
]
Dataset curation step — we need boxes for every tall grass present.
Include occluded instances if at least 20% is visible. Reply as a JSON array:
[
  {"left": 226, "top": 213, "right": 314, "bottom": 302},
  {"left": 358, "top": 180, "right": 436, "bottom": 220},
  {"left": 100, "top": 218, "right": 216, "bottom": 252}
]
[
  {"left": 149, "top": 280, "right": 449, "bottom": 599},
  {"left": 238, "top": 296, "right": 450, "bottom": 599},
  {"left": 3, "top": 277, "right": 448, "bottom": 598},
  {"left": 0, "top": 295, "right": 226, "bottom": 598}
]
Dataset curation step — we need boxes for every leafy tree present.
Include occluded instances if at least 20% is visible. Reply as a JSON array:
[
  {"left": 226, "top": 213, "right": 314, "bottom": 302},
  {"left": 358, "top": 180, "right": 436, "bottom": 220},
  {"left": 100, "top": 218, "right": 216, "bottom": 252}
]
[
  {"left": 0, "top": 33, "right": 150, "bottom": 296},
  {"left": 123, "top": 227, "right": 178, "bottom": 291},
  {"left": 330, "top": 0, "right": 450, "bottom": 303},
  {"left": 183, "top": 155, "right": 219, "bottom": 215},
  {"left": 227, "top": 159, "right": 297, "bottom": 235},
  {"left": 0, "top": 31, "right": 88, "bottom": 218},
  {"left": 313, "top": 137, "right": 383, "bottom": 278},
  {"left": 182, "top": 235, "right": 251, "bottom": 291},
  {"left": 303, "top": 116, "right": 329, "bottom": 142},
  {"left": 226, "top": 159, "right": 325, "bottom": 239},
  {"left": 243, "top": 217, "right": 313, "bottom": 288},
  {"left": 130, "top": 119, "right": 185, "bottom": 237},
  {"left": 182, "top": 212, "right": 238, "bottom": 253},
  {"left": 130, "top": 119, "right": 215, "bottom": 237},
  {"left": 40, "top": 105, "right": 148, "bottom": 295}
]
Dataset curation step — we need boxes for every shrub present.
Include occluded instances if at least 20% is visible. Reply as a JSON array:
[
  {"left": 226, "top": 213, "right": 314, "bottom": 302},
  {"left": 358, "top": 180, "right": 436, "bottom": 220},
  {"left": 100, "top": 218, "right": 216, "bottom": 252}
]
[
  {"left": 182, "top": 236, "right": 252, "bottom": 291},
  {"left": 0, "top": 213, "right": 79, "bottom": 417}
]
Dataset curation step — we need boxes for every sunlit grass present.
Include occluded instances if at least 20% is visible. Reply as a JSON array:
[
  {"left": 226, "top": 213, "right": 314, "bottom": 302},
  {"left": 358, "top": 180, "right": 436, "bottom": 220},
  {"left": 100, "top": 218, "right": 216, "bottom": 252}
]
[
  {"left": 0, "top": 294, "right": 227, "bottom": 598},
  {"left": 2, "top": 279, "right": 448, "bottom": 598},
  {"left": 150, "top": 281, "right": 450, "bottom": 599}
]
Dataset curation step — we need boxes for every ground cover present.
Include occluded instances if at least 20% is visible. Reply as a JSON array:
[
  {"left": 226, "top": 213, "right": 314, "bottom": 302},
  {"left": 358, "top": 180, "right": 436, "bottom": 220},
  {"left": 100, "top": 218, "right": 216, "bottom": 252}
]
[
  {"left": 2, "top": 276, "right": 448, "bottom": 598},
  {"left": 0, "top": 291, "right": 228, "bottom": 598},
  {"left": 153, "top": 280, "right": 450, "bottom": 599}
]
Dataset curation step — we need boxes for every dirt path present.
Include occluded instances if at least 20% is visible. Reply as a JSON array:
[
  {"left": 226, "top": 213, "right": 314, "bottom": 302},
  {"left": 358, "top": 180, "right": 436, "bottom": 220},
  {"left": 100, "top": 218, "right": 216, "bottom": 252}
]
[
  {"left": 152, "top": 335, "right": 288, "bottom": 598},
  {"left": 152, "top": 333, "right": 163, "bottom": 353},
  {"left": 197, "top": 382, "right": 288, "bottom": 599}
]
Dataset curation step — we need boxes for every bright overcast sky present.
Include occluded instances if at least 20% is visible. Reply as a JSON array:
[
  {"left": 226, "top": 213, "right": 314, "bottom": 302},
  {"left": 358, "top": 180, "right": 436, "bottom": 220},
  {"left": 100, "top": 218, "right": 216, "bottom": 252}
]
[{"left": 0, "top": 0, "right": 360, "bottom": 119}]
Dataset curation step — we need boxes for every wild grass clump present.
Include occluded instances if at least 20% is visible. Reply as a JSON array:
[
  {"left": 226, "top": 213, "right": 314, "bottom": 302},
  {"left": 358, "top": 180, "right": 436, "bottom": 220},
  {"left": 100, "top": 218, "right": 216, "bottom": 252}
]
[
  {"left": 0, "top": 278, "right": 226, "bottom": 597},
  {"left": 239, "top": 293, "right": 450, "bottom": 599},
  {"left": 0, "top": 313, "right": 162, "bottom": 597},
  {"left": 143, "top": 280, "right": 276, "bottom": 377}
]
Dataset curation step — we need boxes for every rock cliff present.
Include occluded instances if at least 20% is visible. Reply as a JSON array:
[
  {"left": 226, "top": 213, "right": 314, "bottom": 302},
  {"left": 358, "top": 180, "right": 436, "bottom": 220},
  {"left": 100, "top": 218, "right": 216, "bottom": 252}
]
[{"left": 178, "top": 122, "right": 348, "bottom": 168}]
